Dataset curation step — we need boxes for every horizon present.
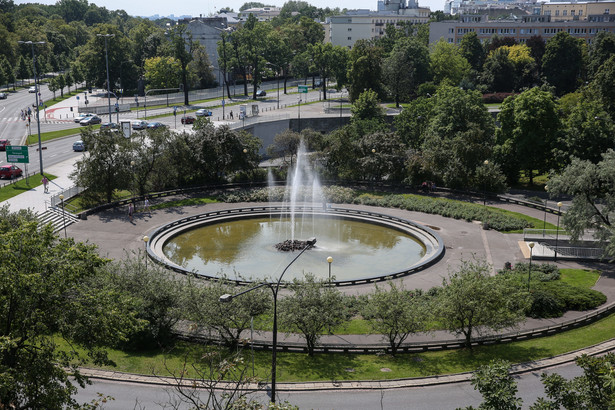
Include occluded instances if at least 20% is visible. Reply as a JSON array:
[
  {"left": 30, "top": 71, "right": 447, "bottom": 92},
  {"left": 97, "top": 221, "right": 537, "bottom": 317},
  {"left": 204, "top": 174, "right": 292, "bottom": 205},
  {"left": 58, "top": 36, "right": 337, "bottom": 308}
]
[{"left": 14, "top": 0, "right": 445, "bottom": 20}]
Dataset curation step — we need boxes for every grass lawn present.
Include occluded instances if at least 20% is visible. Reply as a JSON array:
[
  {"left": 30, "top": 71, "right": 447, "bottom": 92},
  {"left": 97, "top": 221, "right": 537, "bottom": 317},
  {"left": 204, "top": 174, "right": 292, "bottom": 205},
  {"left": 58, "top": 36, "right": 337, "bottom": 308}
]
[
  {"left": 82, "top": 309, "right": 615, "bottom": 382},
  {"left": 0, "top": 173, "right": 56, "bottom": 202},
  {"left": 26, "top": 126, "right": 89, "bottom": 144},
  {"left": 560, "top": 268, "right": 600, "bottom": 288}
]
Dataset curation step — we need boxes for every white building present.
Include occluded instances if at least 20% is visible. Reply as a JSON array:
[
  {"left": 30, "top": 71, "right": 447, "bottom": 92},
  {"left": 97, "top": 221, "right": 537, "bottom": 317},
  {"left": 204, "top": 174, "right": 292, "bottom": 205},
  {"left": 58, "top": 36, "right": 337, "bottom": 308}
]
[{"left": 329, "top": 1, "right": 430, "bottom": 48}]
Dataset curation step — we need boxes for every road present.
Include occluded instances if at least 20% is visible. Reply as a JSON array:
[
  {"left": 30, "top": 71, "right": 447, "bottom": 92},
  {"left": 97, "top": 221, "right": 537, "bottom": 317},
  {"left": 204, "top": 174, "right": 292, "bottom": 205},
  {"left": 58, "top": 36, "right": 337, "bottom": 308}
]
[{"left": 72, "top": 362, "right": 584, "bottom": 409}]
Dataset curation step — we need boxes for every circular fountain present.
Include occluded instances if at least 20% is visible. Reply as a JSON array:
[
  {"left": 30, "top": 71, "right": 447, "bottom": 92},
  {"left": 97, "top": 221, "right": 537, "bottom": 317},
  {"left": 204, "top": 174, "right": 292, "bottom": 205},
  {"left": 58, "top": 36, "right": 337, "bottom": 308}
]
[{"left": 146, "top": 142, "right": 444, "bottom": 285}]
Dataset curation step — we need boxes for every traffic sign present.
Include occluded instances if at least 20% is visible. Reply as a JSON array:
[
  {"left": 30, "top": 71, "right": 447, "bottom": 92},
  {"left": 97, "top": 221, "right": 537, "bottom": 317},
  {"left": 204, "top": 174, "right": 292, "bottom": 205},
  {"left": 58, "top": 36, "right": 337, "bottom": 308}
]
[
  {"left": 298, "top": 85, "right": 308, "bottom": 93},
  {"left": 6, "top": 145, "right": 29, "bottom": 163}
]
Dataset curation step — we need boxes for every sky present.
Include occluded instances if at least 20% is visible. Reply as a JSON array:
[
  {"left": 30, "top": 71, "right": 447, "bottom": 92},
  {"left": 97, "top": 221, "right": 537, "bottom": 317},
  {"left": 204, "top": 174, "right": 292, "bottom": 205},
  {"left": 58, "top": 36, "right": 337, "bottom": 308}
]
[{"left": 15, "top": 0, "right": 444, "bottom": 19}]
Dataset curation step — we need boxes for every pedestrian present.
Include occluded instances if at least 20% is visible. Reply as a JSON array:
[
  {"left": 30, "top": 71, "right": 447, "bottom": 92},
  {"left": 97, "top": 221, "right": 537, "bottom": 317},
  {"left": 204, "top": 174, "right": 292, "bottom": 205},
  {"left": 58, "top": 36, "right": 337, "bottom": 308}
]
[
  {"left": 143, "top": 196, "right": 151, "bottom": 215},
  {"left": 42, "top": 176, "right": 48, "bottom": 193},
  {"left": 128, "top": 202, "right": 134, "bottom": 222},
  {"left": 230, "top": 110, "right": 233, "bottom": 119}
]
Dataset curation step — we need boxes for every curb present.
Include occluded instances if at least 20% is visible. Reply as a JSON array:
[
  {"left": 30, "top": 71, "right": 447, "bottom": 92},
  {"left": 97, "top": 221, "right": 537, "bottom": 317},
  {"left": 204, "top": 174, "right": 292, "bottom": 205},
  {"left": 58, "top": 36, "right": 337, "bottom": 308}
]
[{"left": 78, "top": 338, "right": 615, "bottom": 392}]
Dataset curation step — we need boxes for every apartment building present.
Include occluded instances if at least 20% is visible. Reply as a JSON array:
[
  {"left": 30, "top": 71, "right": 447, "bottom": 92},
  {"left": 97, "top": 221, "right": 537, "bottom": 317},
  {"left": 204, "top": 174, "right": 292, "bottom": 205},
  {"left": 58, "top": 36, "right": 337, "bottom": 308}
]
[{"left": 429, "top": 14, "right": 615, "bottom": 45}]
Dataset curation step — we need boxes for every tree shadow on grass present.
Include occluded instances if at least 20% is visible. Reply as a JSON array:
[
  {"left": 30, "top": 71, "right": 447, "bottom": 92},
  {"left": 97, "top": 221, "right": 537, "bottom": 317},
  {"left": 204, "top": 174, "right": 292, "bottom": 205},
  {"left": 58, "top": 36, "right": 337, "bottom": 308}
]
[{"left": 276, "top": 352, "right": 365, "bottom": 382}]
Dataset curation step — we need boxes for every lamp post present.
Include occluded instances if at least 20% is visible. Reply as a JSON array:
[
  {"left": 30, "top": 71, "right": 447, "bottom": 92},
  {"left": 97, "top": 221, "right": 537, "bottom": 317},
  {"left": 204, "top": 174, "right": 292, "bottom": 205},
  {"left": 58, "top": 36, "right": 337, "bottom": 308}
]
[
  {"left": 527, "top": 242, "right": 535, "bottom": 292},
  {"left": 298, "top": 95, "right": 301, "bottom": 132},
  {"left": 142, "top": 235, "right": 149, "bottom": 268},
  {"left": 339, "top": 90, "right": 344, "bottom": 128},
  {"left": 554, "top": 202, "right": 563, "bottom": 261},
  {"left": 327, "top": 256, "right": 333, "bottom": 282},
  {"left": 18, "top": 40, "right": 45, "bottom": 176},
  {"left": 59, "top": 194, "right": 66, "bottom": 239},
  {"left": 542, "top": 185, "right": 549, "bottom": 238},
  {"left": 483, "top": 160, "right": 489, "bottom": 206},
  {"left": 219, "top": 237, "right": 316, "bottom": 404},
  {"left": 97, "top": 34, "right": 115, "bottom": 124}
]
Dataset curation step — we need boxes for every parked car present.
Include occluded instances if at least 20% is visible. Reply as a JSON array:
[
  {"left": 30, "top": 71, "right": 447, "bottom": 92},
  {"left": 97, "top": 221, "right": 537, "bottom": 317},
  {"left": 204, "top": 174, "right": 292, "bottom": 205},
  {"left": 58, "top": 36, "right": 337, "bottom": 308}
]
[
  {"left": 181, "top": 116, "right": 195, "bottom": 124},
  {"left": 131, "top": 120, "right": 148, "bottom": 130},
  {"left": 256, "top": 90, "right": 267, "bottom": 97},
  {"left": 0, "top": 164, "right": 22, "bottom": 179},
  {"left": 0, "top": 92, "right": 8, "bottom": 99},
  {"left": 195, "top": 109, "right": 212, "bottom": 117},
  {"left": 147, "top": 122, "right": 167, "bottom": 129},
  {"left": 72, "top": 140, "right": 86, "bottom": 152},
  {"left": 100, "top": 122, "right": 119, "bottom": 131},
  {"left": 28, "top": 86, "right": 36, "bottom": 93},
  {"left": 74, "top": 113, "right": 95, "bottom": 123},
  {"left": 79, "top": 115, "right": 102, "bottom": 126},
  {"left": 0, "top": 139, "right": 9, "bottom": 151},
  {"left": 313, "top": 81, "right": 322, "bottom": 89}
]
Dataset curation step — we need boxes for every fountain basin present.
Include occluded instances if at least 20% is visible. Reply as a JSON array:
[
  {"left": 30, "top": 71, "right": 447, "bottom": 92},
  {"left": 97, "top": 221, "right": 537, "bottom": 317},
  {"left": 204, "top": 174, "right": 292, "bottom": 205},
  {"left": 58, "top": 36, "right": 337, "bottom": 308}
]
[{"left": 147, "top": 206, "right": 444, "bottom": 286}]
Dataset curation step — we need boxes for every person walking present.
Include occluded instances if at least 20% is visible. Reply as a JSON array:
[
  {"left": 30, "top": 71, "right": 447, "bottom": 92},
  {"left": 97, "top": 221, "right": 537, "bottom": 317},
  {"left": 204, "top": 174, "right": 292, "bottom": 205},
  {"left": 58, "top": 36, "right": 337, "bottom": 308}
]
[
  {"left": 41, "top": 176, "right": 49, "bottom": 193},
  {"left": 143, "top": 196, "right": 151, "bottom": 216},
  {"left": 128, "top": 202, "right": 134, "bottom": 222},
  {"left": 230, "top": 110, "right": 233, "bottom": 119}
]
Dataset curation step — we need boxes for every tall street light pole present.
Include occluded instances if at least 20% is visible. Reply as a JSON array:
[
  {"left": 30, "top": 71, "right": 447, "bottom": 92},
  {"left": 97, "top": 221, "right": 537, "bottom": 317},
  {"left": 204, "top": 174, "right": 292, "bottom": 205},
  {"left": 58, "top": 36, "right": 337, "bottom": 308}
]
[
  {"left": 97, "top": 34, "right": 115, "bottom": 124},
  {"left": 18, "top": 40, "right": 45, "bottom": 176},
  {"left": 327, "top": 256, "right": 333, "bottom": 282},
  {"left": 220, "top": 237, "right": 317, "bottom": 405},
  {"left": 543, "top": 185, "right": 549, "bottom": 237},
  {"left": 527, "top": 242, "right": 535, "bottom": 291},
  {"left": 554, "top": 202, "right": 563, "bottom": 261}
]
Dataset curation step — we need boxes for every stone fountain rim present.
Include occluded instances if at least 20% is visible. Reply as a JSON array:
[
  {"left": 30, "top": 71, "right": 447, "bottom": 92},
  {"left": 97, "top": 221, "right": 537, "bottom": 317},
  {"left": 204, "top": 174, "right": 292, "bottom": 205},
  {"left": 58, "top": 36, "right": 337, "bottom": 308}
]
[{"left": 146, "top": 205, "right": 445, "bottom": 286}]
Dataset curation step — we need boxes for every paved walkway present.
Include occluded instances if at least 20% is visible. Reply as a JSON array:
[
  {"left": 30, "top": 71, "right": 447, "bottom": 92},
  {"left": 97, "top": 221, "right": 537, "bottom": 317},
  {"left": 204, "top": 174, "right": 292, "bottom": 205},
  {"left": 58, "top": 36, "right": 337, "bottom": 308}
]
[{"left": 2, "top": 107, "right": 614, "bottom": 390}]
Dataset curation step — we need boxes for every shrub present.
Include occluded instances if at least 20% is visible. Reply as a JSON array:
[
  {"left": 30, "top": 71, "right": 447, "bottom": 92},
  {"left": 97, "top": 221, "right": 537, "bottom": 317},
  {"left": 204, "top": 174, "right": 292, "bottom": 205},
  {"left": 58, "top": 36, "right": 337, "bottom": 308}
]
[{"left": 527, "top": 289, "right": 566, "bottom": 318}]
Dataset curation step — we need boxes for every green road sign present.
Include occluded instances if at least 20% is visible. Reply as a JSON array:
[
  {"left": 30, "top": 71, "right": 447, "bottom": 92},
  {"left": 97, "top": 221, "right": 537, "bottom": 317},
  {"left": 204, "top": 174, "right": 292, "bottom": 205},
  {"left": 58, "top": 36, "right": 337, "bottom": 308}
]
[
  {"left": 6, "top": 145, "right": 29, "bottom": 163},
  {"left": 298, "top": 85, "right": 309, "bottom": 93}
]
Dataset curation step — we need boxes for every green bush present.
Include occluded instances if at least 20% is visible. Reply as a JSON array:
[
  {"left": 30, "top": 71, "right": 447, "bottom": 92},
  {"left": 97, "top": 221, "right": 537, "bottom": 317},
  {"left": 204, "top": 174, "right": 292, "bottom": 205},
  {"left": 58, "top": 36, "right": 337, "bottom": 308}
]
[
  {"left": 527, "top": 289, "right": 566, "bottom": 318},
  {"left": 528, "top": 282, "right": 606, "bottom": 318},
  {"left": 218, "top": 186, "right": 531, "bottom": 232}
]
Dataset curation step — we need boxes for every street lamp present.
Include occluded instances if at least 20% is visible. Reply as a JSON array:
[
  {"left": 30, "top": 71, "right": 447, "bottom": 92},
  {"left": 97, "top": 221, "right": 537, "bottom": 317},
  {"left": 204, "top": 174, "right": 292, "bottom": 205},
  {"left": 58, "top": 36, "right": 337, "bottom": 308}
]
[
  {"left": 59, "top": 194, "right": 66, "bottom": 239},
  {"left": 542, "top": 185, "right": 549, "bottom": 238},
  {"left": 483, "top": 160, "right": 489, "bottom": 206},
  {"left": 18, "top": 40, "right": 45, "bottom": 176},
  {"left": 97, "top": 34, "right": 115, "bottom": 124},
  {"left": 219, "top": 237, "right": 316, "bottom": 404},
  {"left": 527, "top": 242, "right": 535, "bottom": 292},
  {"left": 327, "top": 256, "right": 333, "bottom": 282},
  {"left": 142, "top": 235, "right": 149, "bottom": 268},
  {"left": 554, "top": 202, "right": 563, "bottom": 261},
  {"left": 298, "top": 95, "right": 301, "bottom": 132}
]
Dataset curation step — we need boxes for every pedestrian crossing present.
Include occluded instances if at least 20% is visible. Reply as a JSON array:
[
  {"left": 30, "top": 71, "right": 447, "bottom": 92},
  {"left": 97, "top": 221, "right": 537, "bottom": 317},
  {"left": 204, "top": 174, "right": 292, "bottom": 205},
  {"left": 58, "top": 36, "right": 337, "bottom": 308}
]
[{"left": 1, "top": 117, "right": 73, "bottom": 124}]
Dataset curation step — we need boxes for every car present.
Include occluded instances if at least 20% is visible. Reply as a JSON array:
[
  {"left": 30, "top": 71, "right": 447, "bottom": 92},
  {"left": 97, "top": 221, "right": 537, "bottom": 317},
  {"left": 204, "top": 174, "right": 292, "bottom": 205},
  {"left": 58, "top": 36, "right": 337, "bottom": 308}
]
[
  {"left": 0, "top": 92, "right": 8, "bottom": 99},
  {"left": 313, "top": 81, "right": 322, "bottom": 89},
  {"left": 131, "top": 120, "right": 148, "bottom": 130},
  {"left": 256, "top": 90, "right": 267, "bottom": 97},
  {"left": 28, "top": 86, "right": 36, "bottom": 93},
  {"left": 72, "top": 140, "right": 86, "bottom": 152},
  {"left": 74, "top": 113, "right": 96, "bottom": 123},
  {"left": 0, "top": 139, "right": 9, "bottom": 151},
  {"left": 195, "top": 109, "right": 212, "bottom": 117},
  {"left": 146, "top": 122, "right": 167, "bottom": 129},
  {"left": 181, "top": 116, "right": 195, "bottom": 124},
  {"left": 100, "top": 122, "right": 119, "bottom": 131},
  {"left": 79, "top": 115, "right": 102, "bottom": 126},
  {"left": 0, "top": 164, "right": 22, "bottom": 179}
]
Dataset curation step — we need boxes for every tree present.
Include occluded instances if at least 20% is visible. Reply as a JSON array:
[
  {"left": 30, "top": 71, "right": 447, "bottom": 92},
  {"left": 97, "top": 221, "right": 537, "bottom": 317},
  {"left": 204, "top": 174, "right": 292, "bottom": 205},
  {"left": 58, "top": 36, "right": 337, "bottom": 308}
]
[
  {"left": 144, "top": 56, "right": 182, "bottom": 90},
  {"left": 382, "top": 37, "right": 431, "bottom": 107},
  {"left": 167, "top": 25, "right": 194, "bottom": 105},
  {"left": 362, "top": 282, "right": 431, "bottom": 355},
  {"left": 267, "top": 129, "right": 302, "bottom": 168},
  {"left": 459, "top": 360, "right": 522, "bottom": 410},
  {"left": 547, "top": 150, "right": 615, "bottom": 258},
  {"left": 98, "top": 253, "right": 185, "bottom": 348},
  {"left": 356, "top": 132, "right": 407, "bottom": 182},
  {"left": 559, "top": 92, "right": 615, "bottom": 165},
  {"left": 187, "top": 44, "right": 215, "bottom": 89},
  {"left": 542, "top": 32, "right": 585, "bottom": 96},
  {"left": 436, "top": 259, "right": 530, "bottom": 348},
  {"left": 394, "top": 96, "right": 434, "bottom": 149},
  {"left": 278, "top": 273, "right": 350, "bottom": 356},
  {"left": 592, "top": 55, "right": 615, "bottom": 118},
  {"left": 0, "top": 205, "right": 143, "bottom": 408},
  {"left": 430, "top": 39, "right": 470, "bottom": 86},
  {"left": 351, "top": 89, "right": 384, "bottom": 121},
  {"left": 460, "top": 31, "right": 485, "bottom": 72},
  {"left": 481, "top": 47, "right": 516, "bottom": 92},
  {"left": 495, "top": 87, "right": 561, "bottom": 185},
  {"left": 310, "top": 42, "right": 348, "bottom": 100},
  {"left": 185, "top": 278, "right": 270, "bottom": 347},
  {"left": 16, "top": 54, "right": 30, "bottom": 85},
  {"left": 241, "top": 15, "right": 271, "bottom": 100},
  {"left": 587, "top": 30, "right": 615, "bottom": 78},
  {"left": 417, "top": 85, "right": 495, "bottom": 189},
  {"left": 348, "top": 40, "right": 384, "bottom": 102},
  {"left": 70, "top": 128, "right": 132, "bottom": 205}
]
